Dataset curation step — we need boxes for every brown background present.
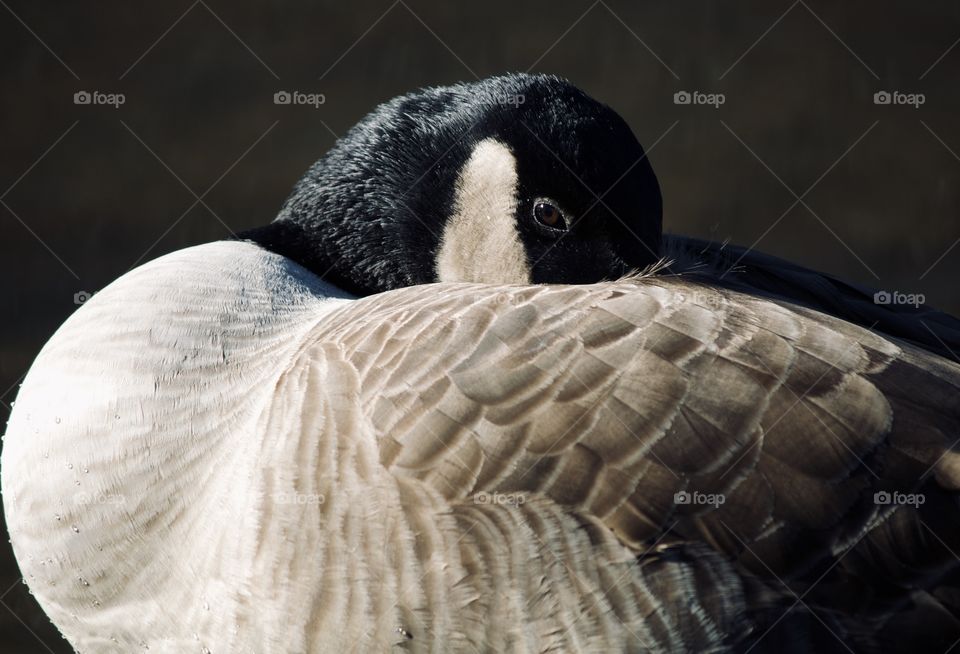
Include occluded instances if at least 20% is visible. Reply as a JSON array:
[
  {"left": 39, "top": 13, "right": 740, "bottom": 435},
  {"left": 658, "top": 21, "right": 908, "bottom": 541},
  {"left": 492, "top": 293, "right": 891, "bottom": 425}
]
[{"left": 1, "top": 1, "right": 958, "bottom": 650}]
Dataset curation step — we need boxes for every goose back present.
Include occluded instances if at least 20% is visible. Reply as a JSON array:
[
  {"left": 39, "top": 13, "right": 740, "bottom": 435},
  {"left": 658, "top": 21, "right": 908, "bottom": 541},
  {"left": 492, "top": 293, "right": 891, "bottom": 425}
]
[{"left": 4, "top": 241, "right": 960, "bottom": 652}]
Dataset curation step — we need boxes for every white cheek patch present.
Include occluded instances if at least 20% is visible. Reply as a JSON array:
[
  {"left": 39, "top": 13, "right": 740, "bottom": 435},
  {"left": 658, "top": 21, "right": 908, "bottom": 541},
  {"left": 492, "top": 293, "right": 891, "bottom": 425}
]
[{"left": 435, "top": 138, "right": 531, "bottom": 284}]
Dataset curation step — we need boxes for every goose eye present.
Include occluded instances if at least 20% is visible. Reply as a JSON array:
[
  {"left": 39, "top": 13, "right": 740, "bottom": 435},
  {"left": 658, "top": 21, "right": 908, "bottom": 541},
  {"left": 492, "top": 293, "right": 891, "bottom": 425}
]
[{"left": 533, "top": 201, "right": 567, "bottom": 230}]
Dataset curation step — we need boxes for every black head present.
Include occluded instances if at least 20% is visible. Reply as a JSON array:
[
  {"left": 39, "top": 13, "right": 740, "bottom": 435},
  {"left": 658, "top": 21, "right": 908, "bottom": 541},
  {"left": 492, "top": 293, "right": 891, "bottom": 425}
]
[{"left": 241, "top": 74, "right": 662, "bottom": 295}]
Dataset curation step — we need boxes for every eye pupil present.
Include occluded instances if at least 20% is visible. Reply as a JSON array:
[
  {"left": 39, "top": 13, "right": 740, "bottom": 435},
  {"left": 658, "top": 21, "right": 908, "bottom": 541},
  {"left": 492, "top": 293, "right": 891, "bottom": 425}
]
[{"left": 534, "top": 201, "right": 565, "bottom": 229}]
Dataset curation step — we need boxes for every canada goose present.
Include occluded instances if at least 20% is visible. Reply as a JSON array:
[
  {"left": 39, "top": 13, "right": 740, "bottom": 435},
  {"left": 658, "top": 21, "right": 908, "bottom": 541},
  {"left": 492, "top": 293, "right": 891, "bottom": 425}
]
[{"left": 3, "top": 74, "right": 959, "bottom": 653}]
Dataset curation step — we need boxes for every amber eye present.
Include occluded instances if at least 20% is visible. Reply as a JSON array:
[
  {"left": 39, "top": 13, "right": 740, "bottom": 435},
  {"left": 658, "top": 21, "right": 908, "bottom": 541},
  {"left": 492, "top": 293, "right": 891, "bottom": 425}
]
[{"left": 533, "top": 201, "right": 567, "bottom": 230}]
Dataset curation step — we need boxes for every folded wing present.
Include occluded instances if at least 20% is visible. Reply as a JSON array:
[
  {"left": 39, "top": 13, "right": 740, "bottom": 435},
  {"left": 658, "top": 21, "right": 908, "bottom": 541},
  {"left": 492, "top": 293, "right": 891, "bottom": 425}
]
[{"left": 310, "top": 277, "right": 960, "bottom": 650}]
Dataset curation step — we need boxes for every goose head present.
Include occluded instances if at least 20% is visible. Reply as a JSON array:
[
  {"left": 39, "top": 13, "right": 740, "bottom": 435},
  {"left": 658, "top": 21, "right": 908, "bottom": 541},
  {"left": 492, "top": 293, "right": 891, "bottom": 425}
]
[{"left": 242, "top": 73, "right": 662, "bottom": 295}]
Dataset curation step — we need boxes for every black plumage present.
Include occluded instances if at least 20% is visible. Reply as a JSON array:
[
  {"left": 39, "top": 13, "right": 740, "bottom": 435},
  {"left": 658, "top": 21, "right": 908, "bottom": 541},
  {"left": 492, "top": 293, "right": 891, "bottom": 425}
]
[
  {"left": 241, "top": 73, "right": 960, "bottom": 359},
  {"left": 240, "top": 73, "right": 663, "bottom": 295}
]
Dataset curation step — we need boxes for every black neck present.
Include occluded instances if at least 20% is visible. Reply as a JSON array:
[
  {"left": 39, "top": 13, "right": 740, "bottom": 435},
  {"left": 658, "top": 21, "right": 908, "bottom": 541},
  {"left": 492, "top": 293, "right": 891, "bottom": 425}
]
[{"left": 234, "top": 222, "right": 380, "bottom": 297}]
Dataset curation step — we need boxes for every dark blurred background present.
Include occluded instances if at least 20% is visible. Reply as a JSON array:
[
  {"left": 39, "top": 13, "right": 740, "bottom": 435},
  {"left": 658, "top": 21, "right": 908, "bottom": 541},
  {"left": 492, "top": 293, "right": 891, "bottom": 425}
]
[{"left": 1, "top": 1, "right": 958, "bottom": 650}]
